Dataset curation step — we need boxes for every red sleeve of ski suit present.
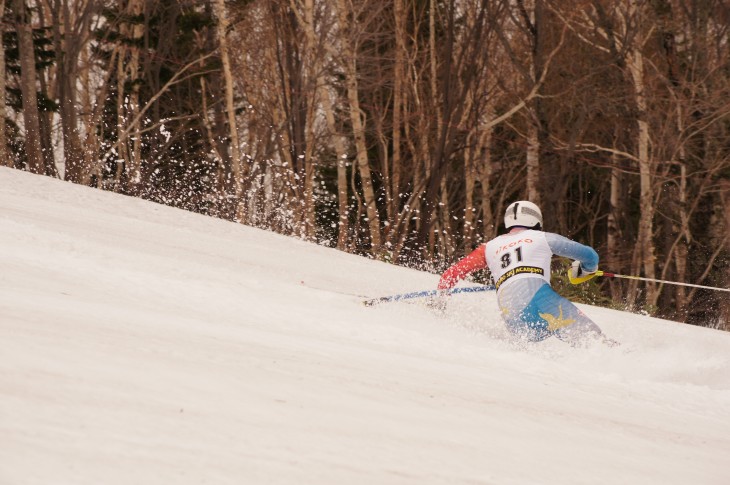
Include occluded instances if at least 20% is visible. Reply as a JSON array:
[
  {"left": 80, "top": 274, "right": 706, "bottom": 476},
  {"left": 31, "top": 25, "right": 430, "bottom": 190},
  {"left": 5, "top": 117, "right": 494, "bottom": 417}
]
[{"left": 437, "top": 246, "right": 487, "bottom": 290}]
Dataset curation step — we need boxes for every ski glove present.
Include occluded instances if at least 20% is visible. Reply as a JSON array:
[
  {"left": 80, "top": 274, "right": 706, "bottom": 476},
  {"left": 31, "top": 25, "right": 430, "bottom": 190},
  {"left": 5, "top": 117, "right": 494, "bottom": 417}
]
[{"left": 570, "top": 260, "right": 597, "bottom": 284}]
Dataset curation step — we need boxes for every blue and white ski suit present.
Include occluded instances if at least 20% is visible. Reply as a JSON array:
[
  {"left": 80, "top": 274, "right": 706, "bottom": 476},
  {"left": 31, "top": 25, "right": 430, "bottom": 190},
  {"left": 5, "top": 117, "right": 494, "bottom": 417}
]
[
  {"left": 485, "top": 229, "right": 602, "bottom": 342},
  {"left": 439, "top": 229, "right": 604, "bottom": 343}
]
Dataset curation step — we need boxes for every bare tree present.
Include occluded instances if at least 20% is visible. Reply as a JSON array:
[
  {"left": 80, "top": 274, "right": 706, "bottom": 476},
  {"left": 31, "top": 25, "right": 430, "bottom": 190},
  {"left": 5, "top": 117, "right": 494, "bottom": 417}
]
[
  {"left": 13, "top": 0, "right": 46, "bottom": 175},
  {"left": 292, "top": 0, "right": 351, "bottom": 248},
  {"left": 0, "top": 0, "right": 8, "bottom": 168},
  {"left": 213, "top": 0, "right": 244, "bottom": 221},
  {"left": 273, "top": 0, "right": 315, "bottom": 239},
  {"left": 50, "top": 0, "right": 97, "bottom": 183},
  {"left": 333, "top": 0, "right": 383, "bottom": 255},
  {"left": 546, "top": 0, "right": 658, "bottom": 308},
  {"left": 622, "top": 0, "right": 658, "bottom": 308},
  {"left": 414, "top": 0, "right": 491, "bottom": 257}
]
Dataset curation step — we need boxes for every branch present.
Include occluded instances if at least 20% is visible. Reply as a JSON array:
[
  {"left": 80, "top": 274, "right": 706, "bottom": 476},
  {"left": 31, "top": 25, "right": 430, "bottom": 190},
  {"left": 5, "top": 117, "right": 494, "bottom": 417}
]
[
  {"left": 102, "top": 52, "right": 217, "bottom": 162},
  {"left": 553, "top": 140, "right": 641, "bottom": 164},
  {"left": 686, "top": 233, "right": 729, "bottom": 303},
  {"left": 544, "top": 2, "right": 611, "bottom": 54},
  {"left": 480, "top": 26, "right": 566, "bottom": 131}
]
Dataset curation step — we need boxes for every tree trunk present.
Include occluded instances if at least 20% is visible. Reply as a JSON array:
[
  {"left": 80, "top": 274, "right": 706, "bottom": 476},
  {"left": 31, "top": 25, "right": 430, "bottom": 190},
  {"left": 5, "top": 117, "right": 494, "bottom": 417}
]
[
  {"left": 463, "top": 133, "right": 477, "bottom": 249},
  {"left": 524, "top": 0, "right": 543, "bottom": 207},
  {"left": 123, "top": 0, "right": 144, "bottom": 193},
  {"left": 114, "top": 48, "right": 127, "bottom": 187},
  {"left": 391, "top": 0, "right": 406, "bottom": 231},
  {"left": 0, "top": 0, "right": 8, "bottom": 168},
  {"left": 53, "top": 0, "right": 85, "bottom": 183},
  {"left": 627, "top": 37, "right": 658, "bottom": 310},
  {"left": 83, "top": 46, "right": 115, "bottom": 188},
  {"left": 320, "top": 84, "right": 350, "bottom": 251},
  {"left": 213, "top": 0, "right": 244, "bottom": 221},
  {"left": 14, "top": 0, "right": 45, "bottom": 175},
  {"left": 334, "top": 0, "right": 382, "bottom": 255},
  {"left": 197, "top": 1, "right": 230, "bottom": 211},
  {"left": 439, "top": 177, "right": 453, "bottom": 259},
  {"left": 525, "top": 122, "right": 540, "bottom": 204},
  {"left": 653, "top": 0, "right": 690, "bottom": 320},
  {"left": 414, "top": 0, "right": 450, "bottom": 258},
  {"left": 672, "top": 163, "right": 689, "bottom": 318},
  {"left": 465, "top": 102, "right": 496, "bottom": 247},
  {"left": 719, "top": 179, "right": 730, "bottom": 330},
  {"left": 606, "top": 161, "right": 623, "bottom": 301},
  {"left": 33, "top": 0, "right": 57, "bottom": 178},
  {"left": 199, "top": 67, "right": 227, "bottom": 206},
  {"left": 302, "top": 0, "right": 318, "bottom": 241},
  {"left": 478, "top": 120, "right": 496, "bottom": 240}
]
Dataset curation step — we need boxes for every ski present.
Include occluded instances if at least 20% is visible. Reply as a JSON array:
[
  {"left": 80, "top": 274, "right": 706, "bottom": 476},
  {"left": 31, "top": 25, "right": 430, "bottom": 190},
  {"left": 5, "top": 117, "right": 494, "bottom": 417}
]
[{"left": 362, "top": 285, "right": 495, "bottom": 306}]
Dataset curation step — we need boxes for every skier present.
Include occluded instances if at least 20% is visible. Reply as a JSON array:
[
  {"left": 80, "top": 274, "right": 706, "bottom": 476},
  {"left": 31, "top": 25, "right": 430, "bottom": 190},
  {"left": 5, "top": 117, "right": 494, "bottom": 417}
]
[{"left": 437, "top": 200, "right": 615, "bottom": 346}]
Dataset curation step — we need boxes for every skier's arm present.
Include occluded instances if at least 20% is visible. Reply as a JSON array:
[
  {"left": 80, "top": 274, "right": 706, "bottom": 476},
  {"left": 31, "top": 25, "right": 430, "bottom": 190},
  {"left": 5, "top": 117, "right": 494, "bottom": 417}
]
[
  {"left": 437, "top": 246, "right": 487, "bottom": 290},
  {"left": 544, "top": 233, "right": 599, "bottom": 272}
]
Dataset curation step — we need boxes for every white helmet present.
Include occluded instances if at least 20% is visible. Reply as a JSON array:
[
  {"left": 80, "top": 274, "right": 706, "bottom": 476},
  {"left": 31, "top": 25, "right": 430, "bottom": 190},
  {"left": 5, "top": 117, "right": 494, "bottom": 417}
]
[{"left": 504, "top": 200, "right": 543, "bottom": 229}]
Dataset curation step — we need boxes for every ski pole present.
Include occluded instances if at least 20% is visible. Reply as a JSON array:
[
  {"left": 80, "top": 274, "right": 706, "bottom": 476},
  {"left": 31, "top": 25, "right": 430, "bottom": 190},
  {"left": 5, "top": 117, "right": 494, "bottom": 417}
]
[
  {"left": 597, "top": 271, "right": 730, "bottom": 293},
  {"left": 362, "top": 285, "right": 495, "bottom": 306}
]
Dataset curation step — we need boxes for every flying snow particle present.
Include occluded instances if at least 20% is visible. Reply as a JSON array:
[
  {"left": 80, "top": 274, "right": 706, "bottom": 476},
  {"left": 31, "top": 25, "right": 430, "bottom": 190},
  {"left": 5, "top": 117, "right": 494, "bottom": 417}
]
[{"left": 160, "top": 124, "right": 171, "bottom": 142}]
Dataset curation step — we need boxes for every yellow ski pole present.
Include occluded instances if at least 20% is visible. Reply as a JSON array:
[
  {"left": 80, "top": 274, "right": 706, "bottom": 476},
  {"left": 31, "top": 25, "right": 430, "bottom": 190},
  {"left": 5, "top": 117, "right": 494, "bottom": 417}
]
[{"left": 570, "top": 270, "right": 730, "bottom": 293}]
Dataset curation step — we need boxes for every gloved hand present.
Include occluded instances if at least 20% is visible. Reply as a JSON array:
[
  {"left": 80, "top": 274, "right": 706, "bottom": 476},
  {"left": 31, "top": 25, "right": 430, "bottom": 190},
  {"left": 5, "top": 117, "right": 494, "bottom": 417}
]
[{"left": 570, "top": 260, "right": 597, "bottom": 284}]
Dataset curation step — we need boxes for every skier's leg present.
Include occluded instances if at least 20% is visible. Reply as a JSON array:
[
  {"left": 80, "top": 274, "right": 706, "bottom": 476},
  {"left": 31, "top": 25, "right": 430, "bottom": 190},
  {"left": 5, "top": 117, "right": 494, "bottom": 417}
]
[
  {"left": 524, "top": 284, "right": 612, "bottom": 346},
  {"left": 535, "top": 291, "right": 614, "bottom": 345},
  {"left": 498, "top": 281, "right": 617, "bottom": 346},
  {"left": 497, "top": 281, "right": 552, "bottom": 342}
]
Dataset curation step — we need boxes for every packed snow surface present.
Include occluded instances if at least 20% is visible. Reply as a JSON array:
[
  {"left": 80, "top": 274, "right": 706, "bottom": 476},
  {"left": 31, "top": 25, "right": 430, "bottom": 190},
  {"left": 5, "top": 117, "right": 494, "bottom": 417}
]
[{"left": 1, "top": 167, "right": 729, "bottom": 484}]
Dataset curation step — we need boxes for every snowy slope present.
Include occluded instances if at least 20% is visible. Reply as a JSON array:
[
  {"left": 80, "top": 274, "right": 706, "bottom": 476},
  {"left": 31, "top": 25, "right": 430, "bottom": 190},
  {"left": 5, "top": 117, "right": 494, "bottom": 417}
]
[{"left": 1, "top": 166, "right": 729, "bottom": 485}]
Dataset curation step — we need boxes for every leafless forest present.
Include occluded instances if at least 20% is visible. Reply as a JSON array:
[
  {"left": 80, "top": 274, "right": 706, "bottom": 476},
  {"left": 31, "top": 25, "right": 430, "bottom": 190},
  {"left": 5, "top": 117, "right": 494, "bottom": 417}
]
[{"left": 2, "top": 0, "right": 729, "bottom": 326}]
